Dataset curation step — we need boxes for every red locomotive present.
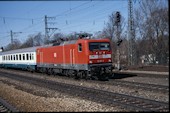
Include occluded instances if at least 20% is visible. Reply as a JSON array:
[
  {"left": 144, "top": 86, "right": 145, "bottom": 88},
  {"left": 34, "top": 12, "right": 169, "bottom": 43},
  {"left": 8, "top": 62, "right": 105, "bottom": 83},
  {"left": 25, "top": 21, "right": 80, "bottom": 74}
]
[{"left": 36, "top": 38, "right": 113, "bottom": 80}]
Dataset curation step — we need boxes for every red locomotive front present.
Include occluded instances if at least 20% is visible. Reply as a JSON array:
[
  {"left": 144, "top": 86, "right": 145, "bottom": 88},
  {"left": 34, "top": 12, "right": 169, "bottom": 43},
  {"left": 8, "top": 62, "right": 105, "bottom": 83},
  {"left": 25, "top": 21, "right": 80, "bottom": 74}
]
[{"left": 86, "top": 39, "right": 113, "bottom": 79}]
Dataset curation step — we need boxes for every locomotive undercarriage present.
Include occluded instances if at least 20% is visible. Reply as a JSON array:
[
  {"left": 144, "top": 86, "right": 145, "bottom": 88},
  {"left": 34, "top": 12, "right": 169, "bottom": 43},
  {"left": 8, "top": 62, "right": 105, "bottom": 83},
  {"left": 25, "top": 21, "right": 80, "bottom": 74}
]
[
  {"left": 88, "top": 63, "right": 113, "bottom": 80},
  {"left": 36, "top": 63, "right": 113, "bottom": 80},
  {"left": 54, "top": 69, "right": 90, "bottom": 80}
]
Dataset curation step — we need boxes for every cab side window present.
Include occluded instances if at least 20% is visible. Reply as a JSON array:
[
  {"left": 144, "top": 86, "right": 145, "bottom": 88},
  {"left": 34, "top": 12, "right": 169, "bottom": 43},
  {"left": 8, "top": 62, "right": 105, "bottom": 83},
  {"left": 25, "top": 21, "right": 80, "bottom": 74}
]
[{"left": 78, "top": 43, "right": 82, "bottom": 52}]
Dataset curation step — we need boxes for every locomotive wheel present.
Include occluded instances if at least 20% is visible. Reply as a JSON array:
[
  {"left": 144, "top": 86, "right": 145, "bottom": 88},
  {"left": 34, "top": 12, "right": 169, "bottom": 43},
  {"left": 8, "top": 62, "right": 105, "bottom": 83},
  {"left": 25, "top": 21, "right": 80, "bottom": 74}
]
[
  {"left": 82, "top": 71, "right": 87, "bottom": 79},
  {"left": 74, "top": 71, "right": 80, "bottom": 79},
  {"left": 85, "top": 71, "right": 92, "bottom": 80},
  {"left": 46, "top": 68, "right": 52, "bottom": 75},
  {"left": 77, "top": 71, "right": 86, "bottom": 79},
  {"left": 98, "top": 74, "right": 109, "bottom": 81},
  {"left": 91, "top": 76, "right": 98, "bottom": 80},
  {"left": 48, "top": 68, "right": 54, "bottom": 75},
  {"left": 78, "top": 71, "right": 83, "bottom": 79},
  {"left": 46, "top": 68, "right": 49, "bottom": 75}
]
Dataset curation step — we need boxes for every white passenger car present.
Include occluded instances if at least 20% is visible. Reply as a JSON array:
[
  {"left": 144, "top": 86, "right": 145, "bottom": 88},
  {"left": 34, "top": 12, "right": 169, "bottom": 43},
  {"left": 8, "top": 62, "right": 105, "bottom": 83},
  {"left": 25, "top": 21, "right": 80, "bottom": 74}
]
[{"left": 0, "top": 47, "right": 39, "bottom": 71}]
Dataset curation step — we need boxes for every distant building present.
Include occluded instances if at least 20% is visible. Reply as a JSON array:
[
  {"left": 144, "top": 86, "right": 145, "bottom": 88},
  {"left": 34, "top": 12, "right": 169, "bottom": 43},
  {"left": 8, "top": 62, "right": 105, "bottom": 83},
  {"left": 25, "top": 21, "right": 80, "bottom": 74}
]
[{"left": 140, "top": 54, "right": 158, "bottom": 65}]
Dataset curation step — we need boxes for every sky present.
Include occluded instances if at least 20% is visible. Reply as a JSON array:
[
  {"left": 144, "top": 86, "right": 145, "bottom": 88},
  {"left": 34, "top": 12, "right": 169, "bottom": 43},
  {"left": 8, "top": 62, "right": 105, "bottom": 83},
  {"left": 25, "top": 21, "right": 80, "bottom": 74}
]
[{"left": 0, "top": 0, "right": 129, "bottom": 47}]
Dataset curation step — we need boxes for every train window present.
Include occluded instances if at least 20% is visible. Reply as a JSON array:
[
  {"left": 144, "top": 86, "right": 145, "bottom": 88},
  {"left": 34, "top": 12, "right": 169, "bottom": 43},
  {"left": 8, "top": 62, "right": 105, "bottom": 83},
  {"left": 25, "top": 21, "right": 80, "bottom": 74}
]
[
  {"left": 6, "top": 56, "right": 7, "bottom": 61},
  {"left": 78, "top": 43, "right": 82, "bottom": 52},
  {"left": 100, "top": 43, "right": 110, "bottom": 50},
  {"left": 89, "top": 42, "right": 110, "bottom": 51},
  {"left": 16, "top": 55, "right": 18, "bottom": 60},
  {"left": 32, "top": 54, "right": 34, "bottom": 60},
  {"left": 8, "top": 55, "right": 10, "bottom": 60},
  {"left": 89, "top": 43, "right": 99, "bottom": 51},
  {"left": 13, "top": 55, "right": 15, "bottom": 60},
  {"left": 3, "top": 56, "right": 5, "bottom": 60},
  {"left": 19, "top": 54, "right": 21, "bottom": 60},
  {"left": 26, "top": 54, "right": 29, "bottom": 60},
  {"left": 29, "top": 54, "right": 31, "bottom": 60},
  {"left": 11, "top": 55, "right": 13, "bottom": 60},
  {"left": 23, "top": 54, "right": 25, "bottom": 60}
]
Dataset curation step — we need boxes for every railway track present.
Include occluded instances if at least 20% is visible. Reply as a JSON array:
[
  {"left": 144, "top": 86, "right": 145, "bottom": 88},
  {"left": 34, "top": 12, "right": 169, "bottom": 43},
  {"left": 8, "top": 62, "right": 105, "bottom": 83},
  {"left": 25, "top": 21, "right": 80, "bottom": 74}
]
[
  {"left": 113, "top": 71, "right": 169, "bottom": 78},
  {"left": 0, "top": 72, "right": 169, "bottom": 111},
  {"left": 93, "top": 79, "right": 169, "bottom": 93},
  {"left": 0, "top": 98, "right": 18, "bottom": 112},
  {"left": 1, "top": 68, "right": 168, "bottom": 93}
]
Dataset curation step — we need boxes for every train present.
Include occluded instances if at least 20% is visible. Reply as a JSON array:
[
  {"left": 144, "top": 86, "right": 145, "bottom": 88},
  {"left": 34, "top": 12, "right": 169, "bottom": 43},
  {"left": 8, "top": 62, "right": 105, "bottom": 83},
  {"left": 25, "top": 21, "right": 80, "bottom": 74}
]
[{"left": 0, "top": 38, "right": 113, "bottom": 80}]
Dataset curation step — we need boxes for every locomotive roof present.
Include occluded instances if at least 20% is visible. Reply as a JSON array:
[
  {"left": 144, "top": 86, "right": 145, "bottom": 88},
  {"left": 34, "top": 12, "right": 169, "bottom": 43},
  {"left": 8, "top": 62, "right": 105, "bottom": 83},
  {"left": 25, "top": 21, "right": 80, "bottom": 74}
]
[
  {"left": 56, "top": 38, "right": 110, "bottom": 46},
  {"left": 60, "top": 40, "right": 77, "bottom": 45},
  {"left": 0, "top": 46, "right": 40, "bottom": 55}
]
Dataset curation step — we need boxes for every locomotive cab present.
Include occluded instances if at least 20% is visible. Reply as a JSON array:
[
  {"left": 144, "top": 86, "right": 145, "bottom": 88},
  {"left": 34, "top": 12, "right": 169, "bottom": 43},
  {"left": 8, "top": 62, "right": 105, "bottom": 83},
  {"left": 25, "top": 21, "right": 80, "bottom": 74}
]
[
  {"left": 88, "top": 42, "right": 112, "bottom": 64},
  {"left": 87, "top": 39, "right": 113, "bottom": 80}
]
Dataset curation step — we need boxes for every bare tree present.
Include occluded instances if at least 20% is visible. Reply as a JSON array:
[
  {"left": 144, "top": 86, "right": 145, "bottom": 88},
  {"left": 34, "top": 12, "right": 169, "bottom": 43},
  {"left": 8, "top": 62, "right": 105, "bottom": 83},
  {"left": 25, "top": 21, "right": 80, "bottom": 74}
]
[
  {"left": 134, "top": 0, "right": 169, "bottom": 65},
  {"left": 20, "top": 36, "right": 34, "bottom": 48},
  {"left": 20, "top": 32, "right": 44, "bottom": 48},
  {"left": 34, "top": 33, "right": 43, "bottom": 46},
  {"left": 48, "top": 32, "right": 65, "bottom": 46},
  {"left": 4, "top": 39, "right": 21, "bottom": 51},
  {"left": 102, "top": 12, "right": 116, "bottom": 41},
  {"left": 102, "top": 12, "right": 126, "bottom": 66}
]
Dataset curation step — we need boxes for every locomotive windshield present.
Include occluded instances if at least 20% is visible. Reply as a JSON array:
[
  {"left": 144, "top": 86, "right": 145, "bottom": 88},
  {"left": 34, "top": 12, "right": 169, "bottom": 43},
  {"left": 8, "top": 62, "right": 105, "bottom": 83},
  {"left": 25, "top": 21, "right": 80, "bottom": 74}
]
[{"left": 89, "top": 42, "right": 110, "bottom": 51}]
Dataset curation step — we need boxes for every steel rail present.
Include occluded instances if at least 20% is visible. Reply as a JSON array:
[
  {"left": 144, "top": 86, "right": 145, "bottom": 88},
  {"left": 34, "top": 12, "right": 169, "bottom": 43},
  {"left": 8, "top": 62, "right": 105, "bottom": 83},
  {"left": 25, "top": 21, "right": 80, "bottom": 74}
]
[
  {"left": 0, "top": 72, "right": 169, "bottom": 112},
  {"left": 92, "top": 79, "right": 169, "bottom": 93},
  {"left": 0, "top": 98, "right": 19, "bottom": 112}
]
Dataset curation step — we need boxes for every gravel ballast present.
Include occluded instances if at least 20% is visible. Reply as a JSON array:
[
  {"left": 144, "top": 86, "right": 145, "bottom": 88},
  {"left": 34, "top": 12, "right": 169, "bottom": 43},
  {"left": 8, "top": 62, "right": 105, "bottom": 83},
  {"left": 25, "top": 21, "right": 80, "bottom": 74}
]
[{"left": 0, "top": 68, "right": 169, "bottom": 111}]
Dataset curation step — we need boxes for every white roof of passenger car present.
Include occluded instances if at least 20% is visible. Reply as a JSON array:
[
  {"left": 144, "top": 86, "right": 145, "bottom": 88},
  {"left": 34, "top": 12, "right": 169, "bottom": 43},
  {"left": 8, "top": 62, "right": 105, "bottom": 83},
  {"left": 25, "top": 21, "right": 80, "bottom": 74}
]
[{"left": 0, "top": 46, "right": 40, "bottom": 55}]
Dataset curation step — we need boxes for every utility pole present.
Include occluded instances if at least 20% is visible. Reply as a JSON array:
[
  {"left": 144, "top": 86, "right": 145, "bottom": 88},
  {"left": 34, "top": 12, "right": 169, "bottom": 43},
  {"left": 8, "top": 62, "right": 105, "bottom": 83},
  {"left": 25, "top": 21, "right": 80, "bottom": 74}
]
[
  {"left": 10, "top": 30, "right": 13, "bottom": 45},
  {"left": 115, "top": 11, "right": 122, "bottom": 70},
  {"left": 44, "top": 15, "right": 58, "bottom": 40},
  {"left": 128, "top": 0, "right": 136, "bottom": 66},
  {"left": 10, "top": 30, "right": 22, "bottom": 45},
  {"left": 45, "top": 15, "right": 48, "bottom": 39}
]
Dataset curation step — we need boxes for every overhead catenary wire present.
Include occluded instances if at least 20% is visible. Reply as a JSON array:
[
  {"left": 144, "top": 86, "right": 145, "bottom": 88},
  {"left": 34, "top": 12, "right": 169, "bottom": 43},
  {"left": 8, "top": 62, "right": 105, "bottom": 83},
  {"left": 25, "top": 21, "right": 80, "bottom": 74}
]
[
  {"left": 0, "top": 1, "right": 92, "bottom": 39},
  {"left": 58, "top": 7, "right": 127, "bottom": 34},
  {"left": 1, "top": 1, "right": 127, "bottom": 31},
  {"left": 19, "top": 19, "right": 44, "bottom": 32},
  {"left": 1, "top": 0, "right": 128, "bottom": 47},
  {"left": 0, "top": 1, "right": 95, "bottom": 47},
  {"left": 54, "top": 1, "right": 92, "bottom": 17},
  {"left": 0, "top": 16, "right": 44, "bottom": 36},
  {"left": 55, "top": 1, "right": 127, "bottom": 31},
  {"left": 0, "top": 19, "right": 44, "bottom": 45},
  {"left": 0, "top": 16, "right": 43, "bottom": 22},
  {"left": 54, "top": 0, "right": 127, "bottom": 22}
]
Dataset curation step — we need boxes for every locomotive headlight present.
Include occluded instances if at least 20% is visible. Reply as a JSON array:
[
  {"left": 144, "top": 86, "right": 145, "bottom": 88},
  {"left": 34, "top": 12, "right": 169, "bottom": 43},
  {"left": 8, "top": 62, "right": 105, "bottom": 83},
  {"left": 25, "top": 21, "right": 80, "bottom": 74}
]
[
  {"left": 89, "top": 60, "right": 93, "bottom": 63},
  {"left": 108, "top": 59, "right": 111, "bottom": 62}
]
